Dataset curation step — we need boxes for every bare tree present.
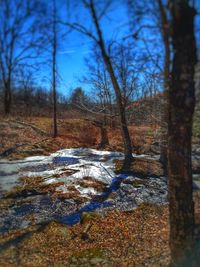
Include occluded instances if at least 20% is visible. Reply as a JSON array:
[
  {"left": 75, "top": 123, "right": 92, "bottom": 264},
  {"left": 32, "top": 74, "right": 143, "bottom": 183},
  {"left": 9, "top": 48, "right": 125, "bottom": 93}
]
[
  {"left": 69, "top": 0, "right": 133, "bottom": 170},
  {"left": 15, "top": 68, "right": 35, "bottom": 115},
  {"left": 0, "top": 0, "right": 46, "bottom": 115},
  {"left": 81, "top": 49, "right": 114, "bottom": 147},
  {"left": 112, "top": 44, "right": 139, "bottom": 111},
  {"left": 128, "top": 0, "right": 171, "bottom": 169},
  {"left": 168, "top": 1, "right": 198, "bottom": 265}
]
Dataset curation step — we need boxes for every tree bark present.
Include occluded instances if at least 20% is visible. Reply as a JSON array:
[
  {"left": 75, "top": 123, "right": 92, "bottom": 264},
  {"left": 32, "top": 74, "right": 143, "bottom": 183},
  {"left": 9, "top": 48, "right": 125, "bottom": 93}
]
[
  {"left": 88, "top": 119, "right": 109, "bottom": 148},
  {"left": 157, "top": 0, "right": 170, "bottom": 172},
  {"left": 168, "top": 1, "right": 197, "bottom": 265}
]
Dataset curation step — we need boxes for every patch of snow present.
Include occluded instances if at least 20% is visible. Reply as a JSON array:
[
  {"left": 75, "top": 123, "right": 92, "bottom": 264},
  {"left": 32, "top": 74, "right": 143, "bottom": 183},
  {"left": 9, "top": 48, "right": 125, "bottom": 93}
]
[
  {"left": 68, "top": 164, "right": 113, "bottom": 184},
  {"left": 56, "top": 184, "right": 68, "bottom": 193},
  {"left": 23, "top": 166, "right": 71, "bottom": 180},
  {"left": 44, "top": 178, "right": 57, "bottom": 185},
  {"left": 0, "top": 148, "right": 166, "bottom": 205},
  {"left": 23, "top": 155, "right": 49, "bottom": 162},
  {"left": 132, "top": 153, "right": 159, "bottom": 160},
  {"left": 75, "top": 185, "right": 97, "bottom": 196}
]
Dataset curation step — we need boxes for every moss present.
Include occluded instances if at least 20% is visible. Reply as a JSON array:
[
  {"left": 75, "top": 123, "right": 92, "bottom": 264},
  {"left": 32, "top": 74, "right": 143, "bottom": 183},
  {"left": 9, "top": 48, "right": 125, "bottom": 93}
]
[
  {"left": 69, "top": 247, "right": 111, "bottom": 266},
  {"left": 193, "top": 123, "right": 200, "bottom": 135},
  {"left": 43, "top": 221, "right": 71, "bottom": 239},
  {"left": 147, "top": 128, "right": 154, "bottom": 136},
  {"left": 73, "top": 247, "right": 104, "bottom": 258},
  {"left": 80, "top": 212, "right": 100, "bottom": 225}
]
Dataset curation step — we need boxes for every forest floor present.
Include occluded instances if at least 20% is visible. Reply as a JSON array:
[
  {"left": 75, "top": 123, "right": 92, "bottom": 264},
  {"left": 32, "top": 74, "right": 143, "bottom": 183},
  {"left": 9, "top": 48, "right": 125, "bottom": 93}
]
[
  {"left": 0, "top": 116, "right": 159, "bottom": 160},
  {"left": 0, "top": 116, "right": 200, "bottom": 266},
  {"left": 1, "top": 198, "right": 200, "bottom": 267},
  {"left": 0, "top": 204, "right": 170, "bottom": 267}
]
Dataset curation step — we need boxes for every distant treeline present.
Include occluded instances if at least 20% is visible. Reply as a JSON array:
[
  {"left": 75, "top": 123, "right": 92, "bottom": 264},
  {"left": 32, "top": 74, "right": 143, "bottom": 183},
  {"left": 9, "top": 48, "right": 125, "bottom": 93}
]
[{"left": 0, "top": 84, "right": 165, "bottom": 127}]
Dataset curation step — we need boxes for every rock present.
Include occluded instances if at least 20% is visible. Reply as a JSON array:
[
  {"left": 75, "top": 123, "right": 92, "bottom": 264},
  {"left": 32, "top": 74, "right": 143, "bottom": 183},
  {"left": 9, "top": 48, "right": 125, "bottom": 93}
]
[
  {"left": 115, "top": 199, "right": 137, "bottom": 211},
  {"left": 122, "top": 177, "right": 147, "bottom": 188},
  {"left": 120, "top": 183, "right": 135, "bottom": 194},
  {"left": 192, "top": 158, "right": 200, "bottom": 174},
  {"left": 114, "top": 175, "right": 168, "bottom": 208}
]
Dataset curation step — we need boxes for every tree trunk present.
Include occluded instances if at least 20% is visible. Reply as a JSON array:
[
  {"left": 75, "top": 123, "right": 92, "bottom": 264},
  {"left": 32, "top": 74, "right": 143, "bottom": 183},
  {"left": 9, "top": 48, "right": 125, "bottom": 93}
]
[
  {"left": 157, "top": 0, "right": 170, "bottom": 172},
  {"left": 4, "top": 80, "right": 12, "bottom": 115},
  {"left": 100, "top": 126, "right": 109, "bottom": 146},
  {"left": 160, "top": 46, "right": 170, "bottom": 173},
  {"left": 89, "top": 0, "right": 132, "bottom": 170},
  {"left": 99, "top": 111, "right": 109, "bottom": 148},
  {"left": 168, "top": 2, "right": 197, "bottom": 265},
  {"left": 102, "top": 54, "right": 132, "bottom": 170},
  {"left": 99, "top": 125, "right": 109, "bottom": 148},
  {"left": 52, "top": 0, "right": 57, "bottom": 138}
]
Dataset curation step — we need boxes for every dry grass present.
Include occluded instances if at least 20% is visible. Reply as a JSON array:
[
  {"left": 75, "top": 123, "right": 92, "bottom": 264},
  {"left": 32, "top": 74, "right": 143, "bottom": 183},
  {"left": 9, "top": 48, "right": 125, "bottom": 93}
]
[
  {"left": 0, "top": 116, "right": 158, "bottom": 160},
  {"left": 115, "top": 157, "right": 163, "bottom": 176}
]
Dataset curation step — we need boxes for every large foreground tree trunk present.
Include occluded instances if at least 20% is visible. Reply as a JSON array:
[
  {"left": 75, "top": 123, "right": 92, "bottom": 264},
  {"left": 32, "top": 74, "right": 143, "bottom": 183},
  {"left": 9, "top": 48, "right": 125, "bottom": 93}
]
[{"left": 168, "top": 1, "right": 197, "bottom": 265}]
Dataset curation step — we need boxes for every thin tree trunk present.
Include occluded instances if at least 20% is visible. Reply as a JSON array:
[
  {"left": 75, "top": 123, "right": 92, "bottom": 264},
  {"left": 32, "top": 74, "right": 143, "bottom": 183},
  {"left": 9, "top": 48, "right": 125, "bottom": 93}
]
[
  {"left": 87, "top": 119, "right": 109, "bottom": 148},
  {"left": 100, "top": 111, "right": 109, "bottom": 148},
  {"left": 100, "top": 94, "right": 109, "bottom": 148},
  {"left": 168, "top": 2, "right": 197, "bottom": 265},
  {"left": 99, "top": 126, "right": 109, "bottom": 147},
  {"left": 99, "top": 120, "right": 109, "bottom": 148},
  {"left": 102, "top": 54, "right": 132, "bottom": 169},
  {"left": 4, "top": 79, "right": 12, "bottom": 115},
  {"left": 89, "top": 0, "right": 132, "bottom": 170},
  {"left": 52, "top": 0, "right": 57, "bottom": 138}
]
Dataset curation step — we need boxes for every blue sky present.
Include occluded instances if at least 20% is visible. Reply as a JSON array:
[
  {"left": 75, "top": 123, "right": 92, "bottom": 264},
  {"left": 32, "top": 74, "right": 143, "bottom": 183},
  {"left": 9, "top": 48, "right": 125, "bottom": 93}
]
[
  {"left": 53, "top": 0, "right": 130, "bottom": 96},
  {"left": 1, "top": 0, "right": 200, "bottom": 99},
  {"left": 34, "top": 0, "right": 200, "bottom": 98}
]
